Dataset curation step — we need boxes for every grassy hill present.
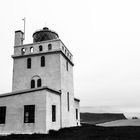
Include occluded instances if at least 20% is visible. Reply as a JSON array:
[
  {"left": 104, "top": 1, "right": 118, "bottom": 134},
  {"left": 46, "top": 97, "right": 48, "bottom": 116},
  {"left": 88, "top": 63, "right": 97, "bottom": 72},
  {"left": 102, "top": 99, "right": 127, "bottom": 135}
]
[
  {"left": 80, "top": 113, "right": 126, "bottom": 124},
  {"left": 0, "top": 124, "right": 140, "bottom": 140}
]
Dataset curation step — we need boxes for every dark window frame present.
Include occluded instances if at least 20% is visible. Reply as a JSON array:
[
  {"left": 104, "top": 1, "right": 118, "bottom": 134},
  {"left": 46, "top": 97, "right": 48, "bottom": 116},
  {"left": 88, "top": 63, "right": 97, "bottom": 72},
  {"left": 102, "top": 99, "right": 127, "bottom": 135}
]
[
  {"left": 76, "top": 109, "right": 78, "bottom": 120},
  {"left": 24, "top": 105, "right": 35, "bottom": 123},
  {"left": 41, "top": 56, "right": 45, "bottom": 67},
  {"left": 27, "top": 58, "right": 31, "bottom": 69},
  {"left": 0, "top": 106, "right": 6, "bottom": 124},
  {"left": 31, "top": 79, "right": 35, "bottom": 88},
  {"left": 52, "top": 105, "right": 56, "bottom": 122},
  {"left": 37, "top": 79, "right": 41, "bottom": 87},
  {"left": 66, "top": 61, "right": 68, "bottom": 71},
  {"left": 48, "top": 44, "right": 52, "bottom": 50},
  {"left": 67, "top": 92, "right": 70, "bottom": 111},
  {"left": 39, "top": 45, "right": 43, "bottom": 51}
]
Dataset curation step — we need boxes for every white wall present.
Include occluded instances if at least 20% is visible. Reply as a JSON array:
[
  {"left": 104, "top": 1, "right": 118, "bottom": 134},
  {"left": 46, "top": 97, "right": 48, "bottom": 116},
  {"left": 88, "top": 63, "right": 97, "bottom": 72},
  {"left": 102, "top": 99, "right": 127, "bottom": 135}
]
[
  {"left": 60, "top": 53, "right": 76, "bottom": 127},
  {"left": 0, "top": 90, "right": 47, "bottom": 134},
  {"left": 12, "top": 52, "right": 61, "bottom": 92},
  {"left": 46, "top": 91, "right": 61, "bottom": 132}
]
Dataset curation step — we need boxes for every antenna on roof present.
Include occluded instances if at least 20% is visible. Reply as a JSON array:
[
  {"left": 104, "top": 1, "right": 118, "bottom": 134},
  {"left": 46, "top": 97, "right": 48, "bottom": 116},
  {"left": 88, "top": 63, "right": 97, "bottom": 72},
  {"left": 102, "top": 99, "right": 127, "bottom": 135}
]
[{"left": 22, "top": 17, "right": 26, "bottom": 41}]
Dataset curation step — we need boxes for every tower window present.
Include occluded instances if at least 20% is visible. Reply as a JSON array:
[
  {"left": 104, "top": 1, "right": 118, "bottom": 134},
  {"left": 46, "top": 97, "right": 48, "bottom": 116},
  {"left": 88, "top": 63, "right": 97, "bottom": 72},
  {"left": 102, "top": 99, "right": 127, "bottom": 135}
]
[
  {"left": 27, "top": 58, "right": 31, "bottom": 69},
  {"left": 0, "top": 106, "right": 6, "bottom": 124},
  {"left": 67, "top": 53, "right": 69, "bottom": 57},
  {"left": 24, "top": 105, "right": 35, "bottom": 123},
  {"left": 67, "top": 92, "right": 70, "bottom": 111},
  {"left": 21, "top": 48, "right": 25, "bottom": 55},
  {"left": 37, "top": 79, "right": 41, "bottom": 87},
  {"left": 52, "top": 105, "right": 56, "bottom": 122},
  {"left": 39, "top": 45, "right": 43, "bottom": 51},
  {"left": 76, "top": 109, "right": 78, "bottom": 120},
  {"left": 48, "top": 44, "right": 52, "bottom": 50},
  {"left": 66, "top": 61, "right": 69, "bottom": 71},
  {"left": 30, "top": 47, "right": 34, "bottom": 53},
  {"left": 31, "top": 79, "right": 35, "bottom": 88},
  {"left": 62, "top": 46, "right": 64, "bottom": 50},
  {"left": 41, "top": 56, "right": 45, "bottom": 67}
]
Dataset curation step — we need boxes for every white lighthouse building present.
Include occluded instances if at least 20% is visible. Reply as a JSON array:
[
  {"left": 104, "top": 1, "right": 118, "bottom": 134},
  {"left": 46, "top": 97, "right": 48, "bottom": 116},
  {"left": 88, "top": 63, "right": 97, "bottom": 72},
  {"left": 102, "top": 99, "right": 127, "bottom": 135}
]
[{"left": 0, "top": 27, "right": 80, "bottom": 134}]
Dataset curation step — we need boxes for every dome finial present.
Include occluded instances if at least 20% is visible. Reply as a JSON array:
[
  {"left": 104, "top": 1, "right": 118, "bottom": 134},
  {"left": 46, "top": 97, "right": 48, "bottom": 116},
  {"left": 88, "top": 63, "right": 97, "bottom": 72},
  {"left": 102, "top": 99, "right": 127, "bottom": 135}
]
[{"left": 43, "top": 27, "right": 49, "bottom": 30}]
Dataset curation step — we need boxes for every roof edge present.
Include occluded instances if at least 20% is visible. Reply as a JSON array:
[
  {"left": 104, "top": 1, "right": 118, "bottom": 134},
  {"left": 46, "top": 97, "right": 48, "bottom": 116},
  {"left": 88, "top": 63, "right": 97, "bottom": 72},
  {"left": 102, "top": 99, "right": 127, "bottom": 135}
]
[
  {"left": 12, "top": 50, "right": 74, "bottom": 66},
  {"left": 0, "top": 86, "right": 61, "bottom": 98}
]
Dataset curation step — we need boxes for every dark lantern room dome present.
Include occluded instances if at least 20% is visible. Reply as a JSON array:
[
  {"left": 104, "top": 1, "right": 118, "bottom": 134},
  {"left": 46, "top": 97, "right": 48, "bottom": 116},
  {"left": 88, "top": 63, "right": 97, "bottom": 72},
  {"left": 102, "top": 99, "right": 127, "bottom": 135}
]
[{"left": 33, "top": 27, "right": 59, "bottom": 43}]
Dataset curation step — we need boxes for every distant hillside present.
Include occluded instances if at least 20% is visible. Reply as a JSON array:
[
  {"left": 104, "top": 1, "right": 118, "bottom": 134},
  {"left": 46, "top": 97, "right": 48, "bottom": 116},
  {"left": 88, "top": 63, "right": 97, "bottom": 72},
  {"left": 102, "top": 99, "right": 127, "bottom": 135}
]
[
  {"left": 97, "top": 119, "right": 140, "bottom": 127},
  {"left": 80, "top": 113, "right": 126, "bottom": 124}
]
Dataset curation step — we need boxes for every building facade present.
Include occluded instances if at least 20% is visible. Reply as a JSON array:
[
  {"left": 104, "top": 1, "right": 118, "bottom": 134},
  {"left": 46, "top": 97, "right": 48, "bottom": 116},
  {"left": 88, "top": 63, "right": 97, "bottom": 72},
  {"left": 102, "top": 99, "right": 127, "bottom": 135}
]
[{"left": 0, "top": 27, "right": 80, "bottom": 134}]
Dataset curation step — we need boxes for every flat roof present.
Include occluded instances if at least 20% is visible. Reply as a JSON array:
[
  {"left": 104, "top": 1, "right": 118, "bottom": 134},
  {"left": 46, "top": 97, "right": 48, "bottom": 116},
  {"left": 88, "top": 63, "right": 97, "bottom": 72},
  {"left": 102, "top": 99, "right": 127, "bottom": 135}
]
[{"left": 0, "top": 86, "right": 61, "bottom": 98}]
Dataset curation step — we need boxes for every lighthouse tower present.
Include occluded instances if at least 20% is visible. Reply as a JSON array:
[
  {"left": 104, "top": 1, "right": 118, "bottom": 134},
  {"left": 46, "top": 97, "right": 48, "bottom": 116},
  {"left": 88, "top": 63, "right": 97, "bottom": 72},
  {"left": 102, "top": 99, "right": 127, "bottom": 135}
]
[{"left": 0, "top": 27, "right": 80, "bottom": 134}]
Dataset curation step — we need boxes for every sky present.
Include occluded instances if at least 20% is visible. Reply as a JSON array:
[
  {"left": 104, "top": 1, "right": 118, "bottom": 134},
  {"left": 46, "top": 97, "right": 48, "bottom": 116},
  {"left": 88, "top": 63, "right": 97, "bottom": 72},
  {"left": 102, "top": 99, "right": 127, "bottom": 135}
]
[{"left": 0, "top": 0, "right": 140, "bottom": 117}]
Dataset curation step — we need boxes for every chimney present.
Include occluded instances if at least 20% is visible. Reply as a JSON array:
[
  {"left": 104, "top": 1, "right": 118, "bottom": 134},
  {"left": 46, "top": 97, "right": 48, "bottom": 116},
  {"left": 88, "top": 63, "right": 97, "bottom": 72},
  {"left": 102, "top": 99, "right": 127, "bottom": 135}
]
[{"left": 14, "top": 30, "right": 24, "bottom": 46}]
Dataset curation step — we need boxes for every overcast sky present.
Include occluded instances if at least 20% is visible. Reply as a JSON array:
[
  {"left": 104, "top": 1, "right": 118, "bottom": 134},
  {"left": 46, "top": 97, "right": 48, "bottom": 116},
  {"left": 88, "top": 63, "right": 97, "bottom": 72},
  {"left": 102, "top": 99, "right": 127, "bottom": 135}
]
[{"left": 0, "top": 0, "right": 140, "bottom": 117}]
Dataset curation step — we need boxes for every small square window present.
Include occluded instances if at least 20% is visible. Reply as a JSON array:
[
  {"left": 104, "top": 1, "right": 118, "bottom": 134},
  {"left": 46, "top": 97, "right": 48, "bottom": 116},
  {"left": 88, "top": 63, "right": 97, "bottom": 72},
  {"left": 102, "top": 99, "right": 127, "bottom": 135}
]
[
  {"left": 62, "top": 46, "right": 64, "bottom": 50},
  {"left": 30, "top": 47, "right": 34, "bottom": 53},
  {"left": 48, "top": 44, "right": 52, "bottom": 50},
  {"left": 39, "top": 45, "right": 43, "bottom": 51}
]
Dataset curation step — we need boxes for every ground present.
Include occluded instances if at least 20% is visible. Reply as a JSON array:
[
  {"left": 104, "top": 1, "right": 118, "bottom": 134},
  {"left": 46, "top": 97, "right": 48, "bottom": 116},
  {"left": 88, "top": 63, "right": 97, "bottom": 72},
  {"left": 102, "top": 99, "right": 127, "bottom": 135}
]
[{"left": 0, "top": 123, "right": 140, "bottom": 140}]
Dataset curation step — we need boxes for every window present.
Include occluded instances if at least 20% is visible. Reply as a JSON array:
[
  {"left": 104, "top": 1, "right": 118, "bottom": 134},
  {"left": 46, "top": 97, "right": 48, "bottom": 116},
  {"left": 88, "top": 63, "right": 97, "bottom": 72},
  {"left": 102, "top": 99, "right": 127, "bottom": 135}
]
[
  {"left": 41, "top": 56, "right": 45, "bottom": 67},
  {"left": 21, "top": 48, "right": 25, "bottom": 55},
  {"left": 37, "top": 79, "right": 41, "bottom": 87},
  {"left": 67, "top": 92, "right": 70, "bottom": 111},
  {"left": 67, "top": 53, "right": 69, "bottom": 57},
  {"left": 39, "top": 45, "right": 43, "bottom": 51},
  {"left": 30, "top": 47, "right": 34, "bottom": 53},
  {"left": 62, "top": 46, "right": 64, "bottom": 50},
  {"left": 31, "top": 79, "right": 35, "bottom": 88},
  {"left": 27, "top": 58, "right": 31, "bottom": 69},
  {"left": 0, "top": 106, "right": 6, "bottom": 124},
  {"left": 31, "top": 76, "right": 41, "bottom": 88},
  {"left": 76, "top": 109, "right": 78, "bottom": 120},
  {"left": 66, "top": 61, "right": 69, "bottom": 71},
  {"left": 48, "top": 44, "right": 52, "bottom": 50},
  {"left": 52, "top": 105, "right": 56, "bottom": 122},
  {"left": 24, "top": 105, "right": 35, "bottom": 123}
]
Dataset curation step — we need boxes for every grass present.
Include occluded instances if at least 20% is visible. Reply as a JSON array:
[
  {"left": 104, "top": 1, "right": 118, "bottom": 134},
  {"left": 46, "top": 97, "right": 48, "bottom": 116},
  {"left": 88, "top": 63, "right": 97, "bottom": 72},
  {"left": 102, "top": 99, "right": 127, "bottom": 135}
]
[{"left": 0, "top": 124, "right": 140, "bottom": 140}]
